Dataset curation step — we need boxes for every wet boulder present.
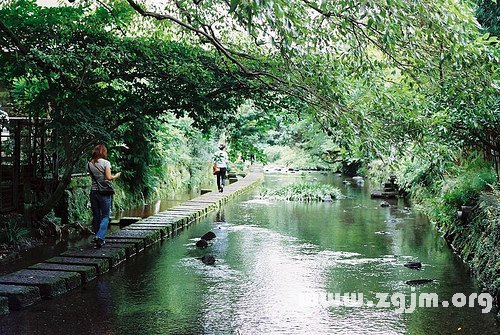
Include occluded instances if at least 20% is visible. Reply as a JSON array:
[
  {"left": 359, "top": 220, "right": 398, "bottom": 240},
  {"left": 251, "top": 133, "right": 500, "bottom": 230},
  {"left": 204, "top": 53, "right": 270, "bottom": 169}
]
[
  {"left": 201, "top": 231, "right": 216, "bottom": 241},
  {"left": 380, "top": 201, "right": 390, "bottom": 207},
  {"left": 196, "top": 239, "right": 208, "bottom": 249},
  {"left": 404, "top": 261, "right": 422, "bottom": 270},
  {"left": 405, "top": 279, "right": 433, "bottom": 286},
  {"left": 200, "top": 255, "right": 216, "bottom": 265}
]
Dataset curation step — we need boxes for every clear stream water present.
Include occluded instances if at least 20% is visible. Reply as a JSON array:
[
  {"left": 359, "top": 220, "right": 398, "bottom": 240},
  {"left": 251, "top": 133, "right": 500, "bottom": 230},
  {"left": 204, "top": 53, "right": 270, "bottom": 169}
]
[{"left": 0, "top": 173, "right": 498, "bottom": 335}]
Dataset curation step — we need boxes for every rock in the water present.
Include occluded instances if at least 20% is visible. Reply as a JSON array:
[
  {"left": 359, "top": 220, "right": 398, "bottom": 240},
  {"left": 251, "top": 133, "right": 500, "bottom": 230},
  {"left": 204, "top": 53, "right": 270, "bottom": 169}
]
[
  {"left": 201, "top": 231, "right": 216, "bottom": 241},
  {"left": 380, "top": 201, "right": 390, "bottom": 207},
  {"left": 405, "top": 279, "right": 433, "bottom": 286},
  {"left": 196, "top": 239, "right": 208, "bottom": 249},
  {"left": 404, "top": 261, "right": 422, "bottom": 270},
  {"left": 200, "top": 255, "right": 216, "bottom": 265}
]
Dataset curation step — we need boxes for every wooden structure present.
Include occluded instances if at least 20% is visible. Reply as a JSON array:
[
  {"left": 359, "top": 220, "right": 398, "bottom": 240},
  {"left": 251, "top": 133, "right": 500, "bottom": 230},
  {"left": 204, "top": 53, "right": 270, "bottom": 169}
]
[{"left": 0, "top": 117, "right": 53, "bottom": 212}]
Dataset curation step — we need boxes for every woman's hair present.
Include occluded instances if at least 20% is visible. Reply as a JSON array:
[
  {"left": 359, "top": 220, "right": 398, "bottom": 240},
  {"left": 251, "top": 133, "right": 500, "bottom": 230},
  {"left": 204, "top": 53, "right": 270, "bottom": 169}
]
[{"left": 91, "top": 144, "right": 108, "bottom": 162}]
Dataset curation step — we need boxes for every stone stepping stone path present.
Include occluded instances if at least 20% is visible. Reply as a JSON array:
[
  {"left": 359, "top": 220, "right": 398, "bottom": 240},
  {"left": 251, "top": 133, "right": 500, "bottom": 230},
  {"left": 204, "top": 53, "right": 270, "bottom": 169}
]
[{"left": 0, "top": 170, "right": 263, "bottom": 315}]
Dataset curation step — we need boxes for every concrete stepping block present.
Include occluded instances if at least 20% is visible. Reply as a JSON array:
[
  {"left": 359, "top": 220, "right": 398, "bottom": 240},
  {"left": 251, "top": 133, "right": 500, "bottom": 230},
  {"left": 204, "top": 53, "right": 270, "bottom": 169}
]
[
  {"left": 0, "top": 269, "right": 79, "bottom": 298},
  {"left": 105, "top": 238, "right": 144, "bottom": 253},
  {"left": 155, "top": 212, "right": 192, "bottom": 218},
  {"left": 0, "top": 284, "right": 41, "bottom": 310},
  {"left": 44, "top": 257, "right": 109, "bottom": 274},
  {"left": 118, "top": 217, "right": 142, "bottom": 225},
  {"left": 28, "top": 263, "right": 97, "bottom": 283},
  {"left": 142, "top": 218, "right": 184, "bottom": 227},
  {"left": 133, "top": 223, "right": 174, "bottom": 234},
  {"left": 140, "top": 218, "right": 178, "bottom": 224},
  {"left": 154, "top": 215, "right": 192, "bottom": 224},
  {"left": 148, "top": 212, "right": 184, "bottom": 218},
  {"left": 186, "top": 199, "right": 218, "bottom": 203},
  {"left": 30, "top": 269, "right": 81, "bottom": 291},
  {"left": 149, "top": 215, "right": 190, "bottom": 225},
  {"left": 125, "top": 225, "right": 169, "bottom": 238},
  {"left": 145, "top": 217, "right": 184, "bottom": 228},
  {"left": 171, "top": 205, "right": 208, "bottom": 212},
  {"left": 179, "top": 202, "right": 211, "bottom": 208},
  {"left": 104, "top": 243, "right": 137, "bottom": 258},
  {"left": 108, "top": 230, "right": 161, "bottom": 247},
  {"left": 132, "top": 222, "right": 173, "bottom": 228},
  {"left": 166, "top": 207, "right": 200, "bottom": 213},
  {"left": 61, "top": 247, "right": 126, "bottom": 268},
  {"left": 0, "top": 296, "right": 8, "bottom": 315}
]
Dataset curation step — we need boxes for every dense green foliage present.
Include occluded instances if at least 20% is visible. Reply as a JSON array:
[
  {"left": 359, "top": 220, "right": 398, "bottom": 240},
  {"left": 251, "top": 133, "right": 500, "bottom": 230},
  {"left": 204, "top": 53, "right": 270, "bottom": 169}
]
[
  {"left": 476, "top": 0, "right": 500, "bottom": 36},
  {"left": 260, "top": 182, "right": 343, "bottom": 202},
  {"left": 453, "top": 189, "right": 500, "bottom": 301}
]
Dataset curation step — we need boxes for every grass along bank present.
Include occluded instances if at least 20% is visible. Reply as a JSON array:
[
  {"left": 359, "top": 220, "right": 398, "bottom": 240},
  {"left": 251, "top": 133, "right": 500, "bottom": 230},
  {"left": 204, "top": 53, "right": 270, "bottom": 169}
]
[{"left": 260, "top": 182, "right": 343, "bottom": 202}]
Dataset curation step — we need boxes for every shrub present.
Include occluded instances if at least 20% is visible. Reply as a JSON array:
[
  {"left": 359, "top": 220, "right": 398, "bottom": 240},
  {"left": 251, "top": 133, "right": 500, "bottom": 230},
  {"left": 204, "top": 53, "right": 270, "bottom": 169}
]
[
  {"left": 442, "top": 168, "right": 496, "bottom": 208},
  {"left": 1, "top": 221, "right": 29, "bottom": 246}
]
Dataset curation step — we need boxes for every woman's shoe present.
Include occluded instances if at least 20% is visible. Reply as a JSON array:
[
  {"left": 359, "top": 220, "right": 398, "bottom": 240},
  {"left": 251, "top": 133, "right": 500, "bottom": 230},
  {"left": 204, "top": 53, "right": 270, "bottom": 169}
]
[{"left": 95, "top": 238, "right": 104, "bottom": 249}]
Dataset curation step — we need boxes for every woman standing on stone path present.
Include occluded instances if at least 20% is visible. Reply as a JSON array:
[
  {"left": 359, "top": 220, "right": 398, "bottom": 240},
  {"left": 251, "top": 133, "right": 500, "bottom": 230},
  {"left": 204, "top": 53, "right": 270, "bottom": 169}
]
[
  {"left": 88, "top": 144, "right": 121, "bottom": 248},
  {"left": 214, "top": 144, "right": 229, "bottom": 192}
]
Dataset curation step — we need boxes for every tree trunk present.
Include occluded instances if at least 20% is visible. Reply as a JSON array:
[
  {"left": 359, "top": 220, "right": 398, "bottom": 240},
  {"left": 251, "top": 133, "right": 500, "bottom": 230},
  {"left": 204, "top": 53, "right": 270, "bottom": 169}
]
[{"left": 28, "top": 160, "right": 75, "bottom": 223}]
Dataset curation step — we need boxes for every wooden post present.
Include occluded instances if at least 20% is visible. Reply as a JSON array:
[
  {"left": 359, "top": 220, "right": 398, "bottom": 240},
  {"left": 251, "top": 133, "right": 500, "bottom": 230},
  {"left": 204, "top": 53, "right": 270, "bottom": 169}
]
[{"left": 12, "top": 119, "right": 21, "bottom": 210}]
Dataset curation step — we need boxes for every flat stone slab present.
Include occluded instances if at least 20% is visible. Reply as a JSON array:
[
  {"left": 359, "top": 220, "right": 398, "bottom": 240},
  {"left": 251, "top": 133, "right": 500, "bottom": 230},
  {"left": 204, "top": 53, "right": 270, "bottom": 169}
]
[
  {"left": 178, "top": 202, "right": 212, "bottom": 207},
  {"left": 104, "top": 243, "right": 137, "bottom": 258},
  {"left": 166, "top": 208, "right": 199, "bottom": 214},
  {"left": 0, "top": 296, "right": 8, "bottom": 315},
  {"left": 29, "top": 269, "right": 81, "bottom": 291},
  {"left": 0, "top": 269, "right": 78, "bottom": 298},
  {"left": 0, "top": 284, "right": 41, "bottom": 310},
  {"left": 119, "top": 217, "right": 142, "bottom": 225},
  {"left": 141, "top": 220, "right": 184, "bottom": 228},
  {"left": 108, "top": 230, "right": 161, "bottom": 247},
  {"left": 140, "top": 218, "right": 178, "bottom": 225},
  {"left": 131, "top": 223, "right": 173, "bottom": 235},
  {"left": 155, "top": 212, "right": 192, "bottom": 218},
  {"left": 171, "top": 205, "right": 208, "bottom": 212},
  {"left": 145, "top": 215, "right": 189, "bottom": 224},
  {"left": 44, "top": 257, "right": 109, "bottom": 274},
  {"left": 168, "top": 209, "right": 205, "bottom": 217},
  {"left": 125, "top": 225, "right": 169, "bottom": 237},
  {"left": 61, "top": 247, "right": 126, "bottom": 268},
  {"left": 152, "top": 215, "right": 191, "bottom": 224},
  {"left": 105, "top": 238, "right": 144, "bottom": 252},
  {"left": 185, "top": 200, "right": 218, "bottom": 206},
  {"left": 28, "top": 263, "right": 96, "bottom": 283}
]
